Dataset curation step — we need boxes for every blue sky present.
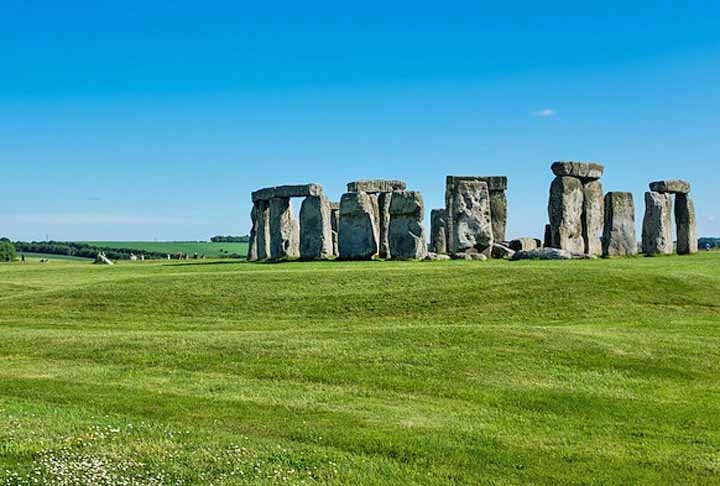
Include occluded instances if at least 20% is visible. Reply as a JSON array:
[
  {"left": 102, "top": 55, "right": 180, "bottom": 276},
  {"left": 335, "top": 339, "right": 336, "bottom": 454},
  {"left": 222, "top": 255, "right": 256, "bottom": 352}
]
[{"left": 2, "top": 1, "right": 719, "bottom": 241}]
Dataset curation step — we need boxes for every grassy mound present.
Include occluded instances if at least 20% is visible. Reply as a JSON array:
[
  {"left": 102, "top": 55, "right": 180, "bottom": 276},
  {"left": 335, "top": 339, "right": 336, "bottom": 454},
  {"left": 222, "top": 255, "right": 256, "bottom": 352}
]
[{"left": 0, "top": 255, "right": 718, "bottom": 484}]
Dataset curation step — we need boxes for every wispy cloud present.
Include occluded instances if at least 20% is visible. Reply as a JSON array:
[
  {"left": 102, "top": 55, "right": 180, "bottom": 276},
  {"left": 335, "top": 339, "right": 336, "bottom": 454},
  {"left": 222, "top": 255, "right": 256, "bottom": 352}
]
[
  {"left": 5, "top": 213, "right": 193, "bottom": 225},
  {"left": 532, "top": 108, "right": 555, "bottom": 118}
]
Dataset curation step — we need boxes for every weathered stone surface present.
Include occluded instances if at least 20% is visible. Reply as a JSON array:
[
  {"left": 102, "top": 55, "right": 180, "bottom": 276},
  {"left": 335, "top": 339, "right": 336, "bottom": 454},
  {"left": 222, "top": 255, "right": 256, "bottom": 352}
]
[
  {"left": 548, "top": 176, "right": 585, "bottom": 253},
  {"left": 338, "top": 192, "right": 379, "bottom": 260},
  {"left": 509, "top": 238, "right": 541, "bottom": 252},
  {"left": 346, "top": 180, "right": 406, "bottom": 193},
  {"left": 299, "top": 195, "right": 333, "bottom": 259},
  {"left": 268, "top": 197, "right": 299, "bottom": 260},
  {"left": 602, "top": 192, "right": 636, "bottom": 257},
  {"left": 247, "top": 204, "right": 258, "bottom": 261},
  {"left": 641, "top": 191, "right": 673, "bottom": 255},
  {"left": 675, "top": 193, "right": 698, "bottom": 255},
  {"left": 454, "top": 252, "right": 488, "bottom": 260},
  {"left": 430, "top": 209, "right": 447, "bottom": 254},
  {"left": 543, "top": 224, "right": 551, "bottom": 248},
  {"left": 252, "top": 184, "right": 323, "bottom": 203},
  {"left": 446, "top": 176, "right": 507, "bottom": 192},
  {"left": 446, "top": 180, "right": 494, "bottom": 255},
  {"left": 491, "top": 243, "right": 515, "bottom": 259},
  {"left": 330, "top": 203, "right": 340, "bottom": 257},
  {"left": 582, "top": 179, "right": 604, "bottom": 255},
  {"left": 649, "top": 179, "right": 690, "bottom": 194},
  {"left": 255, "top": 200, "right": 270, "bottom": 260},
  {"left": 377, "top": 192, "right": 392, "bottom": 258},
  {"left": 511, "top": 248, "right": 595, "bottom": 260},
  {"left": 425, "top": 252, "right": 451, "bottom": 261},
  {"left": 551, "top": 161, "right": 604, "bottom": 180},
  {"left": 489, "top": 190, "right": 507, "bottom": 242},
  {"left": 388, "top": 191, "right": 427, "bottom": 260}
]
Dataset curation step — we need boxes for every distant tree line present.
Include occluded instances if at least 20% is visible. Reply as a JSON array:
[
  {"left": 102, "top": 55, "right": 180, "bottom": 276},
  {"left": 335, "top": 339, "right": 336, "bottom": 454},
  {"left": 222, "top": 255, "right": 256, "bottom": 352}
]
[
  {"left": 210, "top": 235, "right": 249, "bottom": 243},
  {"left": 13, "top": 241, "right": 167, "bottom": 260},
  {"left": 698, "top": 237, "right": 720, "bottom": 249},
  {"left": 0, "top": 238, "right": 16, "bottom": 262}
]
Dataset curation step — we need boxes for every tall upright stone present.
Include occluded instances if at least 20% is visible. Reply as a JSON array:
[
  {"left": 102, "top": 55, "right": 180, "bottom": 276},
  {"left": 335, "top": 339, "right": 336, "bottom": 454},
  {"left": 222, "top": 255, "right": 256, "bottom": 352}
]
[
  {"left": 330, "top": 202, "right": 340, "bottom": 257},
  {"left": 247, "top": 204, "right": 259, "bottom": 261},
  {"left": 548, "top": 176, "right": 585, "bottom": 253},
  {"left": 430, "top": 209, "right": 447, "bottom": 254},
  {"left": 446, "top": 176, "right": 507, "bottom": 244},
  {"left": 388, "top": 191, "right": 427, "bottom": 259},
  {"left": 543, "top": 224, "right": 551, "bottom": 248},
  {"left": 675, "top": 193, "right": 698, "bottom": 255},
  {"left": 268, "top": 197, "right": 299, "bottom": 260},
  {"left": 338, "top": 192, "right": 379, "bottom": 260},
  {"left": 255, "top": 200, "right": 270, "bottom": 260},
  {"left": 299, "top": 195, "right": 333, "bottom": 259},
  {"left": 377, "top": 192, "right": 392, "bottom": 259},
  {"left": 602, "top": 192, "right": 636, "bottom": 257},
  {"left": 582, "top": 179, "right": 604, "bottom": 255},
  {"left": 641, "top": 191, "right": 673, "bottom": 255},
  {"left": 446, "top": 180, "right": 493, "bottom": 255}
]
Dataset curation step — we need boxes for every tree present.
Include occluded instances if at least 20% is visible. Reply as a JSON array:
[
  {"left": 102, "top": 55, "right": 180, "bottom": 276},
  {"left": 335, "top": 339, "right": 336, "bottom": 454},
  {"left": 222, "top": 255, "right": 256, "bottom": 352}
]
[{"left": 0, "top": 238, "right": 16, "bottom": 262}]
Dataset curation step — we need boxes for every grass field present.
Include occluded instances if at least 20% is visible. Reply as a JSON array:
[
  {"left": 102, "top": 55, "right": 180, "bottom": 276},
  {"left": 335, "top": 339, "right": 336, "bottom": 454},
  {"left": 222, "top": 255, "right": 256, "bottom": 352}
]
[
  {"left": 0, "top": 254, "right": 719, "bottom": 484},
  {"left": 18, "top": 252, "right": 93, "bottom": 262},
  {"left": 80, "top": 241, "right": 249, "bottom": 258}
]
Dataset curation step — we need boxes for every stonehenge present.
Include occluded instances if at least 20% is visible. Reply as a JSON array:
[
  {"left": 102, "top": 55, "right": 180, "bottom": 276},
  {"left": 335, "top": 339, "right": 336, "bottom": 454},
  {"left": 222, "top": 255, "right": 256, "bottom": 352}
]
[
  {"left": 246, "top": 170, "right": 698, "bottom": 263},
  {"left": 547, "top": 162, "right": 604, "bottom": 255},
  {"left": 602, "top": 192, "right": 636, "bottom": 257},
  {"left": 641, "top": 180, "right": 697, "bottom": 256}
]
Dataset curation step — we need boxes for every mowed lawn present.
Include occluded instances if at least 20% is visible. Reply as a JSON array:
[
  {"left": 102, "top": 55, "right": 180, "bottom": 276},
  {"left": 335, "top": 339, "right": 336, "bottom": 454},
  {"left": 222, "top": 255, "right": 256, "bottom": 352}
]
[{"left": 0, "top": 255, "right": 719, "bottom": 484}]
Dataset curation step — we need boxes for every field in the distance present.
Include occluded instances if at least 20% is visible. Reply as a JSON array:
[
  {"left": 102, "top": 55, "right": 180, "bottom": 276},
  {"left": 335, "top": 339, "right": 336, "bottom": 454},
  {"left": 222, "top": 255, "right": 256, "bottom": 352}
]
[
  {"left": 0, "top": 255, "right": 719, "bottom": 484},
  {"left": 80, "top": 241, "right": 249, "bottom": 257}
]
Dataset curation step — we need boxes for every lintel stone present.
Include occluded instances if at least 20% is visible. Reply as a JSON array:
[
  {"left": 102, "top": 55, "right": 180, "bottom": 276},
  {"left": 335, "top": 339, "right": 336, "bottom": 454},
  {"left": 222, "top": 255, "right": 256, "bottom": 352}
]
[
  {"left": 252, "top": 184, "right": 323, "bottom": 202},
  {"left": 346, "top": 180, "right": 406, "bottom": 193}
]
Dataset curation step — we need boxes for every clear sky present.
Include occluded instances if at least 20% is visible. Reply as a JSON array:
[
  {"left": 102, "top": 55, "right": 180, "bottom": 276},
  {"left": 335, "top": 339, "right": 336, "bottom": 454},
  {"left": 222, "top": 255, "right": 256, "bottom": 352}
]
[{"left": 2, "top": 1, "right": 719, "bottom": 241}]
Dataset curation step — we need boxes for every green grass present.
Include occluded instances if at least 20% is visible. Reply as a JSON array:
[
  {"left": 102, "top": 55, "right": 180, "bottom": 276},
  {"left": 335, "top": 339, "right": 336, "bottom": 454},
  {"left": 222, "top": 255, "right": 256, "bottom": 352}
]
[
  {"left": 18, "top": 252, "right": 93, "bottom": 262},
  {"left": 80, "top": 241, "right": 249, "bottom": 258},
  {"left": 0, "top": 254, "right": 719, "bottom": 484}
]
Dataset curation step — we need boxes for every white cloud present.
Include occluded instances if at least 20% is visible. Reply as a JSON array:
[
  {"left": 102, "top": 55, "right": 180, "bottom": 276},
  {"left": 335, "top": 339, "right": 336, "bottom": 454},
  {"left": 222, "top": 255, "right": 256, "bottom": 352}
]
[
  {"left": 532, "top": 108, "right": 555, "bottom": 118},
  {"left": 5, "top": 213, "right": 192, "bottom": 225}
]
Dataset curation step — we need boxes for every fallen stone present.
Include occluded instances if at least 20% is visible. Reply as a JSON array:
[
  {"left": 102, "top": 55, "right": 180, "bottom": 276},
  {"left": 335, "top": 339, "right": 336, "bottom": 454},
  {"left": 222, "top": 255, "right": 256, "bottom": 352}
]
[
  {"left": 509, "top": 238, "right": 541, "bottom": 252},
  {"left": 491, "top": 243, "right": 515, "bottom": 259},
  {"left": 511, "top": 248, "right": 595, "bottom": 260},
  {"left": 430, "top": 209, "right": 447, "bottom": 254},
  {"left": 388, "top": 191, "right": 427, "bottom": 260},
  {"left": 252, "top": 183, "right": 323, "bottom": 203},
  {"left": 649, "top": 179, "right": 690, "bottom": 194},
  {"left": 425, "top": 252, "right": 451, "bottom": 261},
  {"left": 602, "top": 192, "right": 637, "bottom": 257},
  {"left": 454, "top": 252, "right": 488, "bottom": 261},
  {"left": 268, "top": 197, "right": 299, "bottom": 260},
  {"left": 299, "top": 195, "right": 334, "bottom": 259},
  {"left": 582, "top": 179, "right": 604, "bottom": 256},
  {"left": 641, "top": 191, "right": 673, "bottom": 255},
  {"left": 675, "top": 193, "right": 698, "bottom": 255},
  {"left": 338, "top": 192, "right": 379, "bottom": 260},
  {"left": 548, "top": 176, "right": 585, "bottom": 253},
  {"left": 551, "top": 161, "right": 604, "bottom": 180},
  {"left": 346, "top": 180, "right": 406, "bottom": 193},
  {"left": 446, "top": 180, "right": 494, "bottom": 255}
]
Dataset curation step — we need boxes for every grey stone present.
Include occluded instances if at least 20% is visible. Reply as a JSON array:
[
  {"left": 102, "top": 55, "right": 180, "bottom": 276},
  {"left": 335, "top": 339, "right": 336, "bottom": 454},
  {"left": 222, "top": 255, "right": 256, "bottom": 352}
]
[
  {"left": 299, "top": 195, "right": 333, "bottom": 259},
  {"left": 641, "top": 191, "right": 673, "bottom": 255},
  {"left": 338, "top": 192, "right": 379, "bottom": 260},
  {"left": 551, "top": 161, "right": 604, "bottom": 180},
  {"left": 548, "top": 176, "right": 585, "bottom": 253},
  {"left": 489, "top": 190, "right": 508, "bottom": 242},
  {"left": 247, "top": 204, "right": 258, "bottom": 261},
  {"left": 491, "top": 243, "right": 515, "bottom": 259},
  {"left": 268, "top": 197, "right": 299, "bottom": 260},
  {"left": 388, "top": 191, "right": 427, "bottom": 260},
  {"left": 255, "top": 200, "right": 270, "bottom": 260},
  {"left": 649, "top": 179, "right": 690, "bottom": 194},
  {"left": 430, "top": 209, "right": 447, "bottom": 254},
  {"left": 454, "top": 252, "right": 488, "bottom": 261},
  {"left": 377, "top": 192, "right": 392, "bottom": 258},
  {"left": 446, "top": 175, "right": 507, "bottom": 192},
  {"left": 346, "top": 180, "right": 406, "bottom": 193},
  {"left": 446, "top": 180, "right": 494, "bottom": 255},
  {"left": 675, "top": 193, "right": 698, "bottom": 255},
  {"left": 602, "top": 192, "right": 636, "bottom": 257},
  {"left": 330, "top": 202, "right": 340, "bottom": 257},
  {"left": 252, "top": 183, "right": 323, "bottom": 203},
  {"left": 509, "top": 238, "right": 541, "bottom": 252},
  {"left": 543, "top": 224, "right": 551, "bottom": 248},
  {"left": 425, "top": 252, "right": 451, "bottom": 261},
  {"left": 582, "top": 179, "right": 604, "bottom": 256},
  {"left": 511, "top": 248, "right": 595, "bottom": 261}
]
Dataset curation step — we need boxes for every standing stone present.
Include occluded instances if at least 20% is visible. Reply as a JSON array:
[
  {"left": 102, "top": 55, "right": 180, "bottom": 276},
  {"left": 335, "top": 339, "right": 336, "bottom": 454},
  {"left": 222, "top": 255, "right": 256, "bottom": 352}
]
[
  {"left": 641, "top": 191, "right": 673, "bottom": 255},
  {"left": 330, "top": 202, "right": 340, "bottom": 257},
  {"left": 430, "top": 209, "right": 447, "bottom": 254},
  {"left": 602, "top": 192, "right": 636, "bottom": 257},
  {"left": 268, "top": 197, "right": 299, "bottom": 260},
  {"left": 543, "top": 224, "right": 551, "bottom": 248},
  {"left": 247, "top": 204, "right": 258, "bottom": 261},
  {"left": 548, "top": 176, "right": 585, "bottom": 253},
  {"left": 388, "top": 191, "right": 427, "bottom": 260},
  {"left": 377, "top": 192, "right": 392, "bottom": 259},
  {"left": 447, "top": 180, "right": 493, "bottom": 255},
  {"left": 299, "top": 195, "right": 333, "bottom": 259},
  {"left": 582, "top": 179, "right": 604, "bottom": 255},
  {"left": 255, "top": 200, "right": 270, "bottom": 260},
  {"left": 489, "top": 190, "right": 507, "bottom": 242},
  {"left": 338, "top": 192, "right": 379, "bottom": 260},
  {"left": 675, "top": 193, "right": 698, "bottom": 255}
]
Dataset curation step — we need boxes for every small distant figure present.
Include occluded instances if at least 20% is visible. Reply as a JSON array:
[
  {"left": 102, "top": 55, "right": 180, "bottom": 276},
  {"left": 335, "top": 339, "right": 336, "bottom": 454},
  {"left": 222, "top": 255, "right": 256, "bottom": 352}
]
[
  {"left": 140, "top": 253, "right": 145, "bottom": 261},
  {"left": 201, "top": 254, "right": 206, "bottom": 260},
  {"left": 129, "top": 253, "right": 138, "bottom": 261},
  {"left": 40, "top": 258, "right": 49, "bottom": 264},
  {"left": 21, "top": 254, "right": 26, "bottom": 263},
  {"left": 193, "top": 252, "right": 198, "bottom": 260},
  {"left": 167, "top": 254, "right": 171, "bottom": 260},
  {"left": 705, "top": 243, "right": 712, "bottom": 251}
]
